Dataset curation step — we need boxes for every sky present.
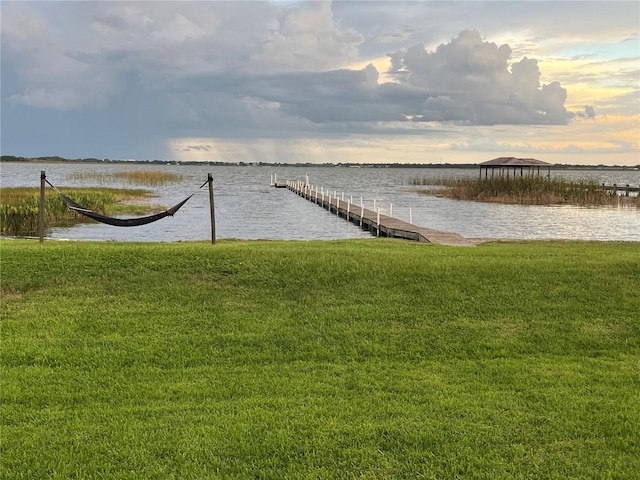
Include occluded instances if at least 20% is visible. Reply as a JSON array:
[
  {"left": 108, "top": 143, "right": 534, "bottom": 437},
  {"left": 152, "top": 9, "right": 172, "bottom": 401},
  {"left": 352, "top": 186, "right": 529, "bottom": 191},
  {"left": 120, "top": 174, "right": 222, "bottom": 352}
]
[{"left": 1, "top": 1, "right": 639, "bottom": 166}]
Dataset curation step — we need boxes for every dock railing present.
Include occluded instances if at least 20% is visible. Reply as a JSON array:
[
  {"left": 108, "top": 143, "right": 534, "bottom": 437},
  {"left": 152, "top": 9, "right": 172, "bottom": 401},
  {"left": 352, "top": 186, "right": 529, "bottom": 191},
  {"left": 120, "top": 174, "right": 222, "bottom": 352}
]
[{"left": 279, "top": 177, "right": 478, "bottom": 246}]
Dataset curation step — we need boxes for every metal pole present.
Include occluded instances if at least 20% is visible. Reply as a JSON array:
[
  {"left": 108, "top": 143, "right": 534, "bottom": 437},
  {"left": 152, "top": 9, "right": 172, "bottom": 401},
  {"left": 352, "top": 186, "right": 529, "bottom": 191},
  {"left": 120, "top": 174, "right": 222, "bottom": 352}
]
[
  {"left": 39, "top": 171, "right": 46, "bottom": 243},
  {"left": 208, "top": 173, "right": 216, "bottom": 244}
]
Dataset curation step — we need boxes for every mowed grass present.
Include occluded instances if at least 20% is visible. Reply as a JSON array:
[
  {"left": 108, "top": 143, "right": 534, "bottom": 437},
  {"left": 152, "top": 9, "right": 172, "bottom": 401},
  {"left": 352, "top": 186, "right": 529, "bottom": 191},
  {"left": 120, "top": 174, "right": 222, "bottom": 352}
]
[{"left": 1, "top": 239, "right": 638, "bottom": 479}]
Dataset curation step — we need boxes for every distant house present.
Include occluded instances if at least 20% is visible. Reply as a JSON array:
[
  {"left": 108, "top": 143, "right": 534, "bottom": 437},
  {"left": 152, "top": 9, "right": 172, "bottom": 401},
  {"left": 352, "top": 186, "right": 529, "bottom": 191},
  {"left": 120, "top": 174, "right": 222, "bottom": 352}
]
[{"left": 479, "top": 157, "right": 552, "bottom": 179}]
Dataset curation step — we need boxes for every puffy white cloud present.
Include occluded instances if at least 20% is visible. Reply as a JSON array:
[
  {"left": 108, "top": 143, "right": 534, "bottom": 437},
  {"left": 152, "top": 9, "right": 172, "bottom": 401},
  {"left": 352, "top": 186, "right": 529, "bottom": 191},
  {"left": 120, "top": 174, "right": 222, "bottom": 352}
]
[
  {"left": 388, "top": 30, "right": 573, "bottom": 125},
  {"left": 3, "top": 1, "right": 631, "bottom": 164},
  {"left": 251, "top": 1, "right": 363, "bottom": 71}
]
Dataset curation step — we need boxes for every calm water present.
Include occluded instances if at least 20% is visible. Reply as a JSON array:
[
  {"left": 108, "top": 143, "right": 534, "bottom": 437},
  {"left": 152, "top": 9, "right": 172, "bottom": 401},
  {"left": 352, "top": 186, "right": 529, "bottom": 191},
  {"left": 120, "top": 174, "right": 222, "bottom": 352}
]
[{"left": 1, "top": 162, "right": 639, "bottom": 242}]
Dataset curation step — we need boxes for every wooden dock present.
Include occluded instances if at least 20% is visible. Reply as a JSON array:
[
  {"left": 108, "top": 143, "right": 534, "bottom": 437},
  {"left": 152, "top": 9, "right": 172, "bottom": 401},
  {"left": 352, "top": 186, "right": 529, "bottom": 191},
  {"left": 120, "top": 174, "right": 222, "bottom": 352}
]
[
  {"left": 283, "top": 181, "right": 482, "bottom": 246},
  {"left": 600, "top": 184, "right": 639, "bottom": 196}
]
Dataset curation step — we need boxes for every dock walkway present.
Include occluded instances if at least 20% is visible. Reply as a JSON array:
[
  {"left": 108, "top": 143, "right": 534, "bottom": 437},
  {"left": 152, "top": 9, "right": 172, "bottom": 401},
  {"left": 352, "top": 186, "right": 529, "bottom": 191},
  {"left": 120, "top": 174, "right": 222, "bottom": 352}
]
[{"left": 284, "top": 181, "right": 481, "bottom": 246}]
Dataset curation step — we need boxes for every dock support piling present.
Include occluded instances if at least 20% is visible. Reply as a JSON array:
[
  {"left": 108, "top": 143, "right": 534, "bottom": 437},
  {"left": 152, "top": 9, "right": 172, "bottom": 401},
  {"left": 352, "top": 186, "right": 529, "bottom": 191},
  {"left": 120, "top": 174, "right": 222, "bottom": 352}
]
[
  {"left": 39, "top": 171, "right": 46, "bottom": 243},
  {"left": 208, "top": 173, "right": 216, "bottom": 244}
]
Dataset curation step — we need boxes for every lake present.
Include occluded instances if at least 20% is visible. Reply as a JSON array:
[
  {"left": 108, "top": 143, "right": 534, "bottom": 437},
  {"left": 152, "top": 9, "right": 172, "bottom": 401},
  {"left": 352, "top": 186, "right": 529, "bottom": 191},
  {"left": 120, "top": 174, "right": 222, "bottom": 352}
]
[{"left": 1, "top": 162, "right": 639, "bottom": 242}]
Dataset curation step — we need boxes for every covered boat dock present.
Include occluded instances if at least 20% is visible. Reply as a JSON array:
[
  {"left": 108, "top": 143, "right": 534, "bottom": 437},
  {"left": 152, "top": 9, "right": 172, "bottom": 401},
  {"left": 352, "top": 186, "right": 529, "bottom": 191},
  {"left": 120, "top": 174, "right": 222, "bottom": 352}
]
[{"left": 479, "top": 157, "right": 552, "bottom": 179}]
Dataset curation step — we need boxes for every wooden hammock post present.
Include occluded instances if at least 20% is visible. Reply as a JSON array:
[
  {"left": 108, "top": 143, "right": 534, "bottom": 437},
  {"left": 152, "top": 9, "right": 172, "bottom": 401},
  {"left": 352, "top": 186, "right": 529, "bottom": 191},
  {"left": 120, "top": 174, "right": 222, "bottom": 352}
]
[
  {"left": 39, "top": 171, "right": 46, "bottom": 243},
  {"left": 208, "top": 173, "right": 216, "bottom": 244}
]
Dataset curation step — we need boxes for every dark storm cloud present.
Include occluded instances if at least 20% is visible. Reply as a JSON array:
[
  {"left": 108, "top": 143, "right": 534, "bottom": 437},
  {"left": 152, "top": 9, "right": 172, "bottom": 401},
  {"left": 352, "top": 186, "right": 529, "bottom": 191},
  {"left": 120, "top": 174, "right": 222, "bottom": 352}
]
[
  {"left": 169, "top": 30, "right": 576, "bottom": 131},
  {"left": 3, "top": 0, "right": 625, "bottom": 162}
]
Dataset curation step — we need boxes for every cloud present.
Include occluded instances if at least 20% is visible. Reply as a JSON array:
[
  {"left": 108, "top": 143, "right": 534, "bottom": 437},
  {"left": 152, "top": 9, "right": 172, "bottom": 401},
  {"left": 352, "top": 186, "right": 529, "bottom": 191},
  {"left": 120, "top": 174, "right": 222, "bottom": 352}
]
[
  {"left": 251, "top": 1, "right": 363, "bottom": 71},
  {"left": 201, "top": 30, "right": 577, "bottom": 129},
  {"left": 1, "top": 1, "right": 277, "bottom": 110},
  {"left": 180, "top": 145, "right": 213, "bottom": 152},
  {"left": 0, "top": 0, "right": 578, "bottom": 128},
  {"left": 387, "top": 30, "right": 573, "bottom": 125},
  {"left": 2, "top": 1, "right": 636, "bottom": 165},
  {"left": 576, "top": 105, "right": 597, "bottom": 120},
  {"left": 168, "top": 29, "right": 578, "bottom": 133}
]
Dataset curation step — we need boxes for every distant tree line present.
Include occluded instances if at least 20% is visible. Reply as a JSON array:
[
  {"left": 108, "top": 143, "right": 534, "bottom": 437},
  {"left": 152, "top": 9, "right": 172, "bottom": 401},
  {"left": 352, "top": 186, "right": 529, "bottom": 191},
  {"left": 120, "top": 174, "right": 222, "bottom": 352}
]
[{"left": 1, "top": 155, "right": 637, "bottom": 170}]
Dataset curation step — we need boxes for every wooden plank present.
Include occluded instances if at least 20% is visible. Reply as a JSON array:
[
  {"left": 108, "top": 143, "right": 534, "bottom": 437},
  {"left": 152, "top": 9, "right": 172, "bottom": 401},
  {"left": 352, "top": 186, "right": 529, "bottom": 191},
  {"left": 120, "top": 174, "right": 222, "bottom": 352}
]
[{"left": 286, "top": 182, "right": 482, "bottom": 246}]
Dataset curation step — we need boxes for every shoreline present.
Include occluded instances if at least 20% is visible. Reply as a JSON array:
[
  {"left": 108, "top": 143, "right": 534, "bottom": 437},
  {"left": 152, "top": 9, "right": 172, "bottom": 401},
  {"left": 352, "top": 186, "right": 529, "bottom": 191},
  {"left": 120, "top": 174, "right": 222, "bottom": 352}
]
[{"left": 1, "top": 155, "right": 638, "bottom": 170}]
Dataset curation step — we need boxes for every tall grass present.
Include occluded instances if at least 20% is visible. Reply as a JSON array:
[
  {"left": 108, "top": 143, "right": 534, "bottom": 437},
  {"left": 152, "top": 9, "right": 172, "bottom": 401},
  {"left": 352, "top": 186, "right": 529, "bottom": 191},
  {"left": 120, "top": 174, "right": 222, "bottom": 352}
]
[
  {"left": 68, "top": 170, "right": 184, "bottom": 186},
  {"left": 0, "top": 187, "right": 157, "bottom": 236},
  {"left": 410, "top": 175, "right": 639, "bottom": 207}
]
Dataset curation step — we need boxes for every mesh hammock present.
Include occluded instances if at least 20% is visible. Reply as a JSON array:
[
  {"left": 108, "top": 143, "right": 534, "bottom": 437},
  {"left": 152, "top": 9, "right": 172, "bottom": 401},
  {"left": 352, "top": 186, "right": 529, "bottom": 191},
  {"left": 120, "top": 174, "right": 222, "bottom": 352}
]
[{"left": 59, "top": 192, "right": 193, "bottom": 227}]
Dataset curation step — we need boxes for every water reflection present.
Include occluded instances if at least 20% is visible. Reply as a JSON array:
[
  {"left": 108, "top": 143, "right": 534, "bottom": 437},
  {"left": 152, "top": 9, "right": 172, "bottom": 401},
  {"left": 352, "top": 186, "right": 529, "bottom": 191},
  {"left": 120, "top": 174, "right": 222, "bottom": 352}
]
[{"left": 1, "top": 163, "right": 638, "bottom": 242}]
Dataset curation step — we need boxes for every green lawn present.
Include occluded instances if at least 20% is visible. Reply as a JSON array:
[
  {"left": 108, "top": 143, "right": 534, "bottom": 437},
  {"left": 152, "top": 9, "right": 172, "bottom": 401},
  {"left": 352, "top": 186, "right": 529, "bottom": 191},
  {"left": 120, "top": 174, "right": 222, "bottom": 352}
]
[{"left": 1, "top": 239, "right": 638, "bottom": 479}]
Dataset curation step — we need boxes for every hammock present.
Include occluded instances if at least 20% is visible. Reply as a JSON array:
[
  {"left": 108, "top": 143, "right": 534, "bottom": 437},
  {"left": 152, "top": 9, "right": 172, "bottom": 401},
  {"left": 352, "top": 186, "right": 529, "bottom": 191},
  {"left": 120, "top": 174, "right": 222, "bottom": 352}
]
[{"left": 59, "top": 192, "right": 193, "bottom": 227}]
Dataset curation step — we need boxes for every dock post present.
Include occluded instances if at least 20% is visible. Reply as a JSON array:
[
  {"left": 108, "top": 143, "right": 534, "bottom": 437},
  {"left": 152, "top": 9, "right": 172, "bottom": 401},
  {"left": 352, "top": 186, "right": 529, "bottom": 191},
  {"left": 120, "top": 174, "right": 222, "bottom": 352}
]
[
  {"left": 376, "top": 208, "right": 380, "bottom": 237},
  {"left": 39, "top": 171, "right": 46, "bottom": 243},
  {"left": 347, "top": 201, "right": 350, "bottom": 221},
  {"left": 409, "top": 208, "right": 413, "bottom": 225},
  {"left": 360, "top": 205, "right": 364, "bottom": 228},
  {"left": 389, "top": 203, "right": 393, "bottom": 218},
  {"left": 208, "top": 173, "right": 216, "bottom": 244}
]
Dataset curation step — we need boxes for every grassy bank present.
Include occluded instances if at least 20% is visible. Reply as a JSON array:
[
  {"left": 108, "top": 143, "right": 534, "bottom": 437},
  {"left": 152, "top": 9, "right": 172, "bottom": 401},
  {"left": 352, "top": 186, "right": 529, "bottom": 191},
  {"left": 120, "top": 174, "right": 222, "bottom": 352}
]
[
  {"left": 410, "top": 176, "right": 639, "bottom": 207},
  {"left": 0, "top": 187, "right": 161, "bottom": 236},
  {"left": 1, "top": 239, "right": 638, "bottom": 479}
]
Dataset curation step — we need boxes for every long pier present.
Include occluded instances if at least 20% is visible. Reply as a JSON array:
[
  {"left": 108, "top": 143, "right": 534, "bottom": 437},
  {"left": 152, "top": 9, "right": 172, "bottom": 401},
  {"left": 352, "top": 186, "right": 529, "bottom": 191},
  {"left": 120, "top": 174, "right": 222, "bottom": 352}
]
[{"left": 282, "top": 180, "right": 481, "bottom": 246}]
